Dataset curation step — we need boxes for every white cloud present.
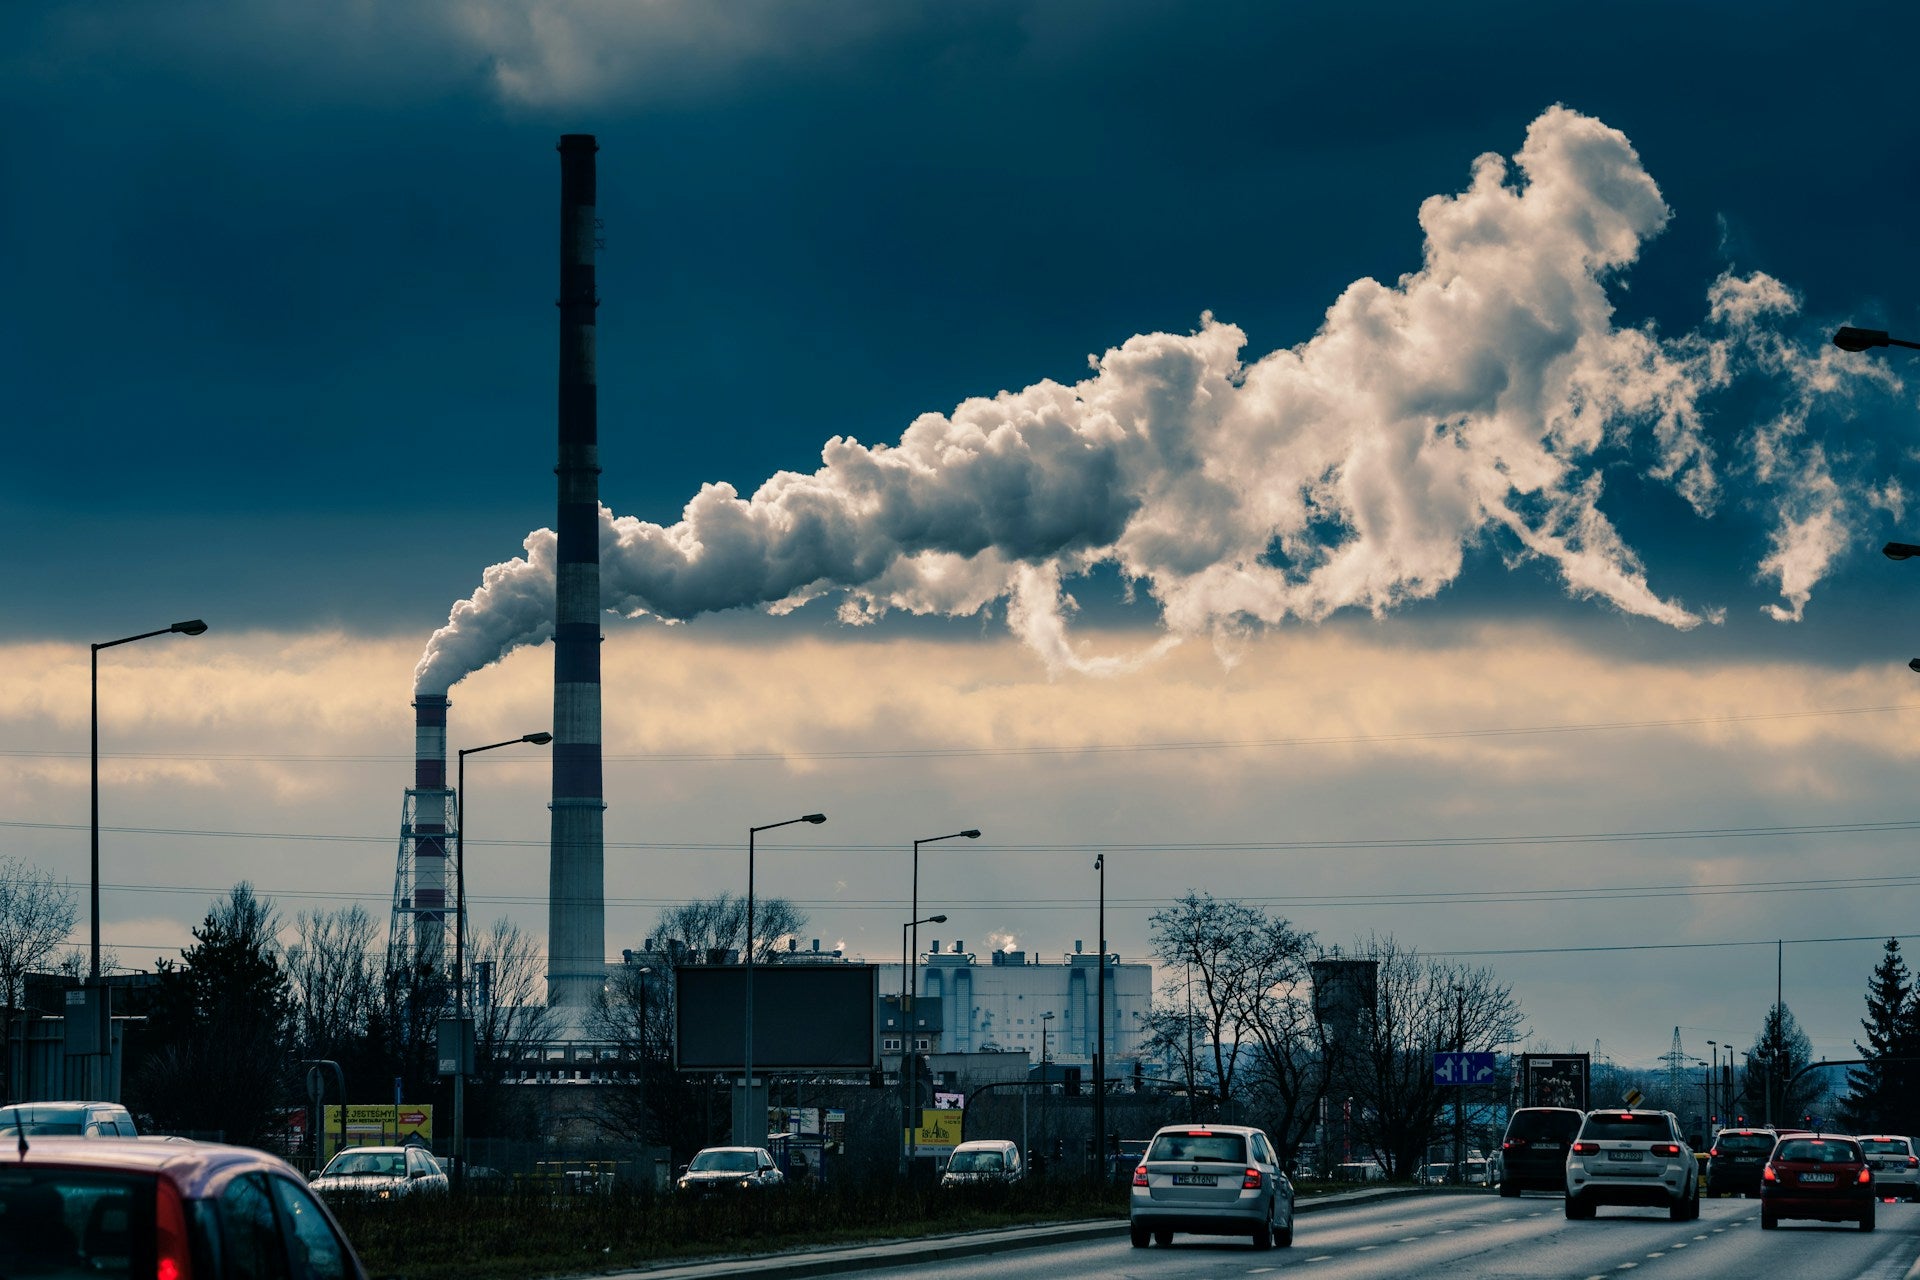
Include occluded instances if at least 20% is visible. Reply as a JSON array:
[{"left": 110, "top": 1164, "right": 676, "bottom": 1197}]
[{"left": 414, "top": 107, "right": 1897, "bottom": 694}]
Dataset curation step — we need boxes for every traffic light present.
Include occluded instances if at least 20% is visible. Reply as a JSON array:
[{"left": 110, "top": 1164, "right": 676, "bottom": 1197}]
[
  {"left": 1064, "top": 1067, "right": 1082, "bottom": 1097},
  {"left": 869, "top": 1069, "right": 884, "bottom": 1088},
  {"left": 1054, "top": 1137, "right": 1065, "bottom": 1160}
]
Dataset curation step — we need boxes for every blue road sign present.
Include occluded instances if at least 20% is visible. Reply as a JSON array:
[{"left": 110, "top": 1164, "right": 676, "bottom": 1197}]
[{"left": 1433, "top": 1051, "right": 1496, "bottom": 1086}]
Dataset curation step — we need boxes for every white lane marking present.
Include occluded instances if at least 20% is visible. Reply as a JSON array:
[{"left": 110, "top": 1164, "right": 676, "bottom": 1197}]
[
  {"left": 1436, "top": 1228, "right": 1455, "bottom": 1235},
  {"left": 1502, "top": 1216, "right": 1520, "bottom": 1221},
  {"left": 1646, "top": 1252, "right": 1664, "bottom": 1258},
  {"left": 1357, "top": 1244, "right": 1378, "bottom": 1251},
  {"left": 1397, "top": 1236, "right": 1420, "bottom": 1242},
  {"left": 1304, "top": 1256, "right": 1333, "bottom": 1262},
  {"left": 1617, "top": 1265, "right": 1637, "bottom": 1271},
  {"left": 1670, "top": 1241, "right": 1687, "bottom": 1249},
  {"left": 1692, "top": 1234, "right": 1707, "bottom": 1240}
]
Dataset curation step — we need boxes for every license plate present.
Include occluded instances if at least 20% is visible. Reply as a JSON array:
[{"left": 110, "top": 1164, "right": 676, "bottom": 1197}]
[
  {"left": 1172, "top": 1173, "right": 1217, "bottom": 1186},
  {"left": 1606, "top": 1151, "right": 1644, "bottom": 1162},
  {"left": 1801, "top": 1173, "right": 1835, "bottom": 1183}
]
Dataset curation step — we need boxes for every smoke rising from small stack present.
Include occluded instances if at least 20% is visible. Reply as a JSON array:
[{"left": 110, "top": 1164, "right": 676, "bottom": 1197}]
[{"left": 413, "top": 107, "right": 1900, "bottom": 697}]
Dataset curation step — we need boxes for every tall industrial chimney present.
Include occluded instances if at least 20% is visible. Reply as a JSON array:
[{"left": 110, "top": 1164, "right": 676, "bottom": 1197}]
[
  {"left": 547, "top": 134, "right": 606, "bottom": 1010},
  {"left": 385, "top": 694, "right": 453, "bottom": 1002}
]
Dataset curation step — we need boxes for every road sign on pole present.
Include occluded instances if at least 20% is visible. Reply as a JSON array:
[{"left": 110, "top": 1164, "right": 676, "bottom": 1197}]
[{"left": 1432, "top": 1051, "right": 1496, "bottom": 1085}]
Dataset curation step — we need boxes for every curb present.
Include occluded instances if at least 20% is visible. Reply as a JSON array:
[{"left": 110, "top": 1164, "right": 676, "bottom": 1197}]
[{"left": 606, "top": 1185, "right": 1430, "bottom": 1280}]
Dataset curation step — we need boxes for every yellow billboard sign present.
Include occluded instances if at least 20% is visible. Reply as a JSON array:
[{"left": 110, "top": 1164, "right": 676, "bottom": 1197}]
[
  {"left": 909, "top": 1108, "right": 964, "bottom": 1148},
  {"left": 320, "top": 1104, "right": 434, "bottom": 1159}
]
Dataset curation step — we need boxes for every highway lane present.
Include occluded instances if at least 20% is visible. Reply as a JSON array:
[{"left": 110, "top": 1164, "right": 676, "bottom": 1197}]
[{"left": 838, "top": 1193, "right": 1920, "bottom": 1280}]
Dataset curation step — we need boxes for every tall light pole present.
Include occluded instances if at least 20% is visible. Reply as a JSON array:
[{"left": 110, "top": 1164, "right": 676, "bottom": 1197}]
[
  {"left": 452, "top": 730, "right": 551, "bottom": 1185},
  {"left": 1094, "top": 852, "right": 1107, "bottom": 1179},
  {"left": 1712, "top": 1043, "right": 1728, "bottom": 1128},
  {"left": 901, "top": 912, "right": 946, "bottom": 1167},
  {"left": 742, "top": 813, "right": 826, "bottom": 1146},
  {"left": 92, "top": 619, "right": 207, "bottom": 983},
  {"left": 903, "top": 829, "right": 978, "bottom": 1167},
  {"left": 1041, "top": 1010, "right": 1054, "bottom": 1171}
]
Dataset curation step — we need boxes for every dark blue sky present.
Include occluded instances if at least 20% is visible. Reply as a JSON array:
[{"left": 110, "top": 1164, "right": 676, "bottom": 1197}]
[
  {"left": 4, "top": 0, "right": 1917, "bottom": 648},
  {"left": 11, "top": 3, "right": 1920, "bottom": 1065}
]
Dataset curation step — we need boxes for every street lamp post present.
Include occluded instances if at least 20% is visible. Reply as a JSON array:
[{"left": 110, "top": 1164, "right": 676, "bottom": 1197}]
[
  {"left": 92, "top": 620, "right": 207, "bottom": 984},
  {"left": 742, "top": 813, "right": 826, "bottom": 1147},
  {"left": 1094, "top": 853, "right": 1107, "bottom": 1179},
  {"left": 900, "top": 912, "right": 947, "bottom": 1168},
  {"left": 1041, "top": 1011, "right": 1054, "bottom": 1171},
  {"left": 902, "top": 829, "right": 978, "bottom": 1166},
  {"left": 1712, "top": 1043, "right": 1728, "bottom": 1128},
  {"left": 453, "top": 730, "right": 552, "bottom": 1186}
]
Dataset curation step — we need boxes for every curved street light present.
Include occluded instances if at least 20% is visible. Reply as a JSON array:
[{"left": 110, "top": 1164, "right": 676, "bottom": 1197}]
[
  {"left": 901, "top": 912, "right": 948, "bottom": 1167},
  {"left": 92, "top": 619, "right": 208, "bottom": 982},
  {"left": 741, "top": 813, "right": 827, "bottom": 1146},
  {"left": 1834, "top": 326, "right": 1920, "bottom": 353},
  {"left": 451, "top": 730, "right": 552, "bottom": 1184}
]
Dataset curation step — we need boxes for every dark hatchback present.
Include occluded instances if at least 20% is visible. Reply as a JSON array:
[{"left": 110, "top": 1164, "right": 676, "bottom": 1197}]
[
  {"left": 1706, "top": 1127, "right": 1777, "bottom": 1196},
  {"left": 1761, "top": 1134, "right": 1875, "bottom": 1231},
  {"left": 1499, "top": 1107, "right": 1585, "bottom": 1195}
]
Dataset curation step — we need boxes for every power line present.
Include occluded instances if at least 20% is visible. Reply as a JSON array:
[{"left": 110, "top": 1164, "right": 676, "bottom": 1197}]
[
  {"left": 4, "top": 701, "right": 1913, "bottom": 765},
  {"left": 7, "top": 815, "right": 1920, "bottom": 854}
]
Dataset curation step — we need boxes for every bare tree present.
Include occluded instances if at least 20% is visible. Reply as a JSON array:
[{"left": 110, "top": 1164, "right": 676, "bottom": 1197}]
[
  {"left": 286, "top": 905, "right": 380, "bottom": 1063},
  {"left": 1344, "top": 935, "right": 1521, "bottom": 1178},
  {"left": 0, "top": 857, "right": 78, "bottom": 1093},
  {"left": 464, "top": 917, "right": 559, "bottom": 1142},
  {"left": 1148, "top": 893, "right": 1314, "bottom": 1106},
  {"left": 651, "top": 892, "right": 808, "bottom": 965}
]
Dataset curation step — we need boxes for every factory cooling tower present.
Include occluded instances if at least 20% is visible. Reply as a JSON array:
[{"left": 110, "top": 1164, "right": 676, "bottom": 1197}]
[{"left": 547, "top": 133, "right": 606, "bottom": 1010}]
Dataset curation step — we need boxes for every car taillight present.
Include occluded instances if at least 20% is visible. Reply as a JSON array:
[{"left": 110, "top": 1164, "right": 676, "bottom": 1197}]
[
  {"left": 1242, "top": 1167, "right": 1263, "bottom": 1189},
  {"left": 1908, "top": 1156, "right": 1917, "bottom": 1168},
  {"left": 156, "top": 1176, "right": 192, "bottom": 1280},
  {"left": 1762, "top": 1165, "right": 1777, "bottom": 1183},
  {"left": 1572, "top": 1142, "right": 1599, "bottom": 1155},
  {"left": 1651, "top": 1144, "right": 1680, "bottom": 1157},
  {"left": 1708, "top": 1148, "right": 1720, "bottom": 1158},
  {"left": 1132, "top": 1165, "right": 1148, "bottom": 1187},
  {"left": 1858, "top": 1168, "right": 1873, "bottom": 1184}
]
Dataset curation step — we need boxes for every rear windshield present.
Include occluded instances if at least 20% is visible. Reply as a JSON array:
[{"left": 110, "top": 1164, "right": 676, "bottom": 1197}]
[
  {"left": 1507, "top": 1110, "right": 1582, "bottom": 1141},
  {"left": 1149, "top": 1131, "right": 1247, "bottom": 1163},
  {"left": 1775, "top": 1139, "right": 1862, "bottom": 1163},
  {"left": 0, "top": 1168, "right": 155, "bottom": 1279},
  {"left": 323, "top": 1150, "right": 405, "bottom": 1177},
  {"left": 1716, "top": 1132, "right": 1774, "bottom": 1154},
  {"left": 1579, "top": 1114, "right": 1672, "bottom": 1142},
  {"left": 1861, "top": 1140, "right": 1910, "bottom": 1155}
]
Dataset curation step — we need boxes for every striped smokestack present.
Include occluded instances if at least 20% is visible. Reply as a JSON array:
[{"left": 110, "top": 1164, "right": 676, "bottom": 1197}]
[
  {"left": 547, "top": 133, "right": 606, "bottom": 1010},
  {"left": 411, "top": 693, "right": 450, "bottom": 962}
]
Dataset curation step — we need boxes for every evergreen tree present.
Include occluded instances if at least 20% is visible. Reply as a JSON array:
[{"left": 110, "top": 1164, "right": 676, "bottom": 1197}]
[
  {"left": 129, "top": 884, "right": 294, "bottom": 1145},
  {"left": 1844, "top": 938, "right": 1912, "bottom": 1132},
  {"left": 1742, "top": 1003, "right": 1825, "bottom": 1128}
]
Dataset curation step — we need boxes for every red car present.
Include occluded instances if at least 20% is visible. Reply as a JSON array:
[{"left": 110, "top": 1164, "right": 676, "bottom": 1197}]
[
  {"left": 0, "top": 1135, "right": 370, "bottom": 1278},
  {"left": 1760, "top": 1133, "right": 1875, "bottom": 1231}
]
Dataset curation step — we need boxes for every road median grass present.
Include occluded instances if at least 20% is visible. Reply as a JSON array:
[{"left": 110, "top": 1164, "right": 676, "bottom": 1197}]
[{"left": 330, "top": 1178, "right": 1129, "bottom": 1280}]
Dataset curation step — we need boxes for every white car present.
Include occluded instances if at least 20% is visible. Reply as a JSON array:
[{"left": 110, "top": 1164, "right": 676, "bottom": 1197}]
[
  {"left": 1565, "top": 1109, "right": 1699, "bottom": 1221},
  {"left": 1130, "top": 1123, "right": 1294, "bottom": 1249},
  {"left": 675, "top": 1146, "right": 785, "bottom": 1194},
  {"left": 1856, "top": 1135, "right": 1920, "bottom": 1200},
  {"left": 309, "top": 1145, "right": 449, "bottom": 1201}
]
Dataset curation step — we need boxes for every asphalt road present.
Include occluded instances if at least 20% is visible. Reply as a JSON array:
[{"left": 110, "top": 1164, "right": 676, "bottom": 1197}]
[{"left": 826, "top": 1195, "right": 1920, "bottom": 1280}]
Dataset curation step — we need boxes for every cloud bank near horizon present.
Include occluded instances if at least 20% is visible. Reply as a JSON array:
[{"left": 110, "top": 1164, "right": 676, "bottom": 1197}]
[{"left": 414, "top": 107, "right": 1896, "bottom": 696}]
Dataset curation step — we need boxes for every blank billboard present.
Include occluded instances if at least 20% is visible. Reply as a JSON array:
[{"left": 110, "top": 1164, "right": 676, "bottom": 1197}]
[{"left": 674, "top": 965, "right": 878, "bottom": 1071}]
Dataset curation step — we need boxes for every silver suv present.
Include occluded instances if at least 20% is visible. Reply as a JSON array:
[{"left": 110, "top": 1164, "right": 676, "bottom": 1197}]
[
  {"left": 1856, "top": 1135, "right": 1919, "bottom": 1200},
  {"left": 1129, "top": 1123, "right": 1294, "bottom": 1249},
  {"left": 0, "top": 1102, "right": 137, "bottom": 1138},
  {"left": 1565, "top": 1108, "right": 1699, "bottom": 1220}
]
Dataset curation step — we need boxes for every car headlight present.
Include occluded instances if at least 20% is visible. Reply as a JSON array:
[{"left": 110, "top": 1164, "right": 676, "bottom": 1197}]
[{"left": 378, "top": 1189, "right": 391, "bottom": 1200}]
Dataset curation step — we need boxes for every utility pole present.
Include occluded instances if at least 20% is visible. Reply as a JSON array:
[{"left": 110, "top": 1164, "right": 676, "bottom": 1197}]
[{"left": 1453, "top": 985, "right": 1466, "bottom": 1183}]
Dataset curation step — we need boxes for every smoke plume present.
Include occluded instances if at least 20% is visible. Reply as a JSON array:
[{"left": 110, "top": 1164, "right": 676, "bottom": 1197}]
[{"left": 414, "top": 106, "right": 1896, "bottom": 696}]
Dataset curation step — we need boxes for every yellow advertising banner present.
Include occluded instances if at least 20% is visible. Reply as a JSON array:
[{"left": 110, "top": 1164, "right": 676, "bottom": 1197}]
[
  {"left": 320, "top": 1104, "right": 434, "bottom": 1159},
  {"left": 910, "top": 1108, "right": 964, "bottom": 1148}
]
